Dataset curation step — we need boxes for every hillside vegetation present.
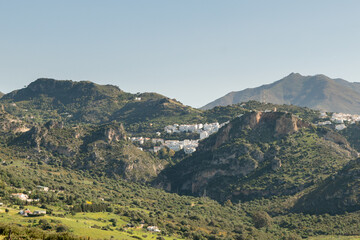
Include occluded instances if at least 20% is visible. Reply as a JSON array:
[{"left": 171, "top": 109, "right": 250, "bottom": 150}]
[
  {"left": 1, "top": 78, "right": 200, "bottom": 127},
  {"left": 1, "top": 79, "right": 360, "bottom": 239},
  {"left": 293, "top": 158, "right": 360, "bottom": 214}
]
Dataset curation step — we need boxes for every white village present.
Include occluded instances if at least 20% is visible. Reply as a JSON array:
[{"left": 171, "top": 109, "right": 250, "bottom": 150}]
[
  {"left": 317, "top": 111, "right": 360, "bottom": 131},
  {"left": 130, "top": 110, "right": 360, "bottom": 155},
  {"left": 130, "top": 122, "right": 229, "bottom": 154}
]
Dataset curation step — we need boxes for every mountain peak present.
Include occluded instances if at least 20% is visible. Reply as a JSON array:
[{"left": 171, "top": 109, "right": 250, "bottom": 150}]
[
  {"left": 28, "top": 78, "right": 78, "bottom": 92},
  {"left": 286, "top": 72, "right": 302, "bottom": 77}
]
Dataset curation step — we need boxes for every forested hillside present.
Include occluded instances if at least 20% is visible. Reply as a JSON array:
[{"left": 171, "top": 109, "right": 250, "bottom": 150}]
[{"left": 0, "top": 79, "right": 360, "bottom": 239}]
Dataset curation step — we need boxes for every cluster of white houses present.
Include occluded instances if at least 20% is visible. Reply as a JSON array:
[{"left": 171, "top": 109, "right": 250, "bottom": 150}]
[
  {"left": 162, "top": 139, "right": 199, "bottom": 154},
  {"left": 130, "top": 122, "right": 229, "bottom": 154},
  {"left": 331, "top": 113, "right": 360, "bottom": 124},
  {"left": 164, "top": 122, "right": 229, "bottom": 140},
  {"left": 130, "top": 137, "right": 164, "bottom": 145},
  {"left": 317, "top": 112, "right": 360, "bottom": 131},
  {"left": 130, "top": 137, "right": 199, "bottom": 154}
]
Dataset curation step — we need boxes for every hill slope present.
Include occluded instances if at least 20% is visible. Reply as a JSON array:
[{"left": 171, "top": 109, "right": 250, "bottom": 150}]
[
  {"left": 202, "top": 73, "right": 360, "bottom": 114},
  {"left": 155, "top": 111, "right": 357, "bottom": 202},
  {"left": 293, "top": 158, "right": 360, "bottom": 214}
]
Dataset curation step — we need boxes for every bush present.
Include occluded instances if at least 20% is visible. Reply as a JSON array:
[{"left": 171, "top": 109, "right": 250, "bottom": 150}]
[
  {"left": 56, "top": 224, "right": 69, "bottom": 232},
  {"left": 252, "top": 211, "right": 272, "bottom": 229}
]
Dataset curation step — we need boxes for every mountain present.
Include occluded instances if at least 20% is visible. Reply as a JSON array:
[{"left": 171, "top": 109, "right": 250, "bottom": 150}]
[
  {"left": 202, "top": 73, "right": 360, "bottom": 114},
  {"left": 0, "top": 91, "right": 3, "bottom": 98},
  {"left": 0, "top": 78, "right": 200, "bottom": 126},
  {"left": 155, "top": 110, "right": 357, "bottom": 202}
]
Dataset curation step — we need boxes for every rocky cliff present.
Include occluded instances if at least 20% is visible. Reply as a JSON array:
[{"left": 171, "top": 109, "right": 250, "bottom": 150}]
[
  {"left": 0, "top": 106, "right": 30, "bottom": 134},
  {"left": 13, "top": 121, "right": 166, "bottom": 182}
]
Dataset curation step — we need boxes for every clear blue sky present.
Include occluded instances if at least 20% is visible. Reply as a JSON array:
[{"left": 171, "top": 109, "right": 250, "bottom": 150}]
[{"left": 1, "top": 0, "right": 359, "bottom": 107}]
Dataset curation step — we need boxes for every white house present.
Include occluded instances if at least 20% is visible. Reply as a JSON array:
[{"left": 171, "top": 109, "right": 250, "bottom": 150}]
[
  {"left": 153, "top": 146, "right": 164, "bottom": 153},
  {"left": 317, "top": 121, "right": 332, "bottom": 126},
  {"left": 184, "top": 147, "right": 196, "bottom": 154},
  {"left": 200, "top": 131, "right": 209, "bottom": 140},
  {"left": 151, "top": 138, "right": 164, "bottom": 145},
  {"left": 33, "top": 210, "right": 46, "bottom": 216},
  {"left": 147, "top": 226, "right": 161, "bottom": 232},
  {"left": 319, "top": 112, "right": 327, "bottom": 118},
  {"left": 11, "top": 193, "right": 29, "bottom": 201},
  {"left": 335, "top": 124, "right": 347, "bottom": 131}
]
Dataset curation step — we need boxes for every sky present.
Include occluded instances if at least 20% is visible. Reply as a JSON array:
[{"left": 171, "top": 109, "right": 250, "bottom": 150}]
[{"left": 0, "top": 0, "right": 360, "bottom": 108}]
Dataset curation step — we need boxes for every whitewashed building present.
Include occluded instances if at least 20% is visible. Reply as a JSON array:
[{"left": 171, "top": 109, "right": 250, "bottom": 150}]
[{"left": 335, "top": 124, "right": 347, "bottom": 131}]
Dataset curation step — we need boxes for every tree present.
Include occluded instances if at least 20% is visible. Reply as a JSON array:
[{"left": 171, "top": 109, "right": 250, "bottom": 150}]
[{"left": 252, "top": 211, "right": 272, "bottom": 229}]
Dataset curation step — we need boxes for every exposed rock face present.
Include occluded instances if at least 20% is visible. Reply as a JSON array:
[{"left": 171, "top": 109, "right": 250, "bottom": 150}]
[
  {"left": 271, "top": 157, "right": 282, "bottom": 171},
  {"left": 247, "top": 111, "right": 262, "bottom": 128},
  {"left": 104, "top": 124, "right": 126, "bottom": 143},
  {"left": 200, "top": 111, "right": 309, "bottom": 152},
  {"left": 0, "top": 109, "right": 31, "bottom": 133}
]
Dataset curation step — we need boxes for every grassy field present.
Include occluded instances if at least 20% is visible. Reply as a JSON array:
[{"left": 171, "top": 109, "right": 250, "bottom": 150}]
[{"left": 0, "top": 206, "right": 182, "bottom": 240}]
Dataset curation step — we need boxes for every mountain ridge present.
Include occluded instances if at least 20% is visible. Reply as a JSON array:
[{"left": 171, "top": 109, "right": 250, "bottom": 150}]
[
  {"left": 0, "top": 78, "right": 200, "bottom": 126},
  {"left": 202, "top": 73, "right": 360, "bottom": 114}
]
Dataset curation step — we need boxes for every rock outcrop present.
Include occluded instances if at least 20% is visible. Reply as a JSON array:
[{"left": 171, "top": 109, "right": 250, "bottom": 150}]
[
  {"left": 104, "top": 124, "right": 126, "bottom": 143},
  {"left": 200, "top": 111, "right": 310, "bottom": 152},
  {"left": 0, "top": 108, "right": 31, "bottom": 134}
]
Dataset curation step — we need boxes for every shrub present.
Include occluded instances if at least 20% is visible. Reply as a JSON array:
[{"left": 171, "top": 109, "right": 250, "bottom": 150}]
[{"left": 252, "top": 211, "right": 272, "bottom": 229}]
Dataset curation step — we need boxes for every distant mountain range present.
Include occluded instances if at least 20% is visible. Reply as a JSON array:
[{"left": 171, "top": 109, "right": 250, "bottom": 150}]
[
  {"left": 202, "top": 73, "right": 360, "bottom": 114},
  {"left": 0, "top": 91, "right": 3, "bottom": 98}
]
